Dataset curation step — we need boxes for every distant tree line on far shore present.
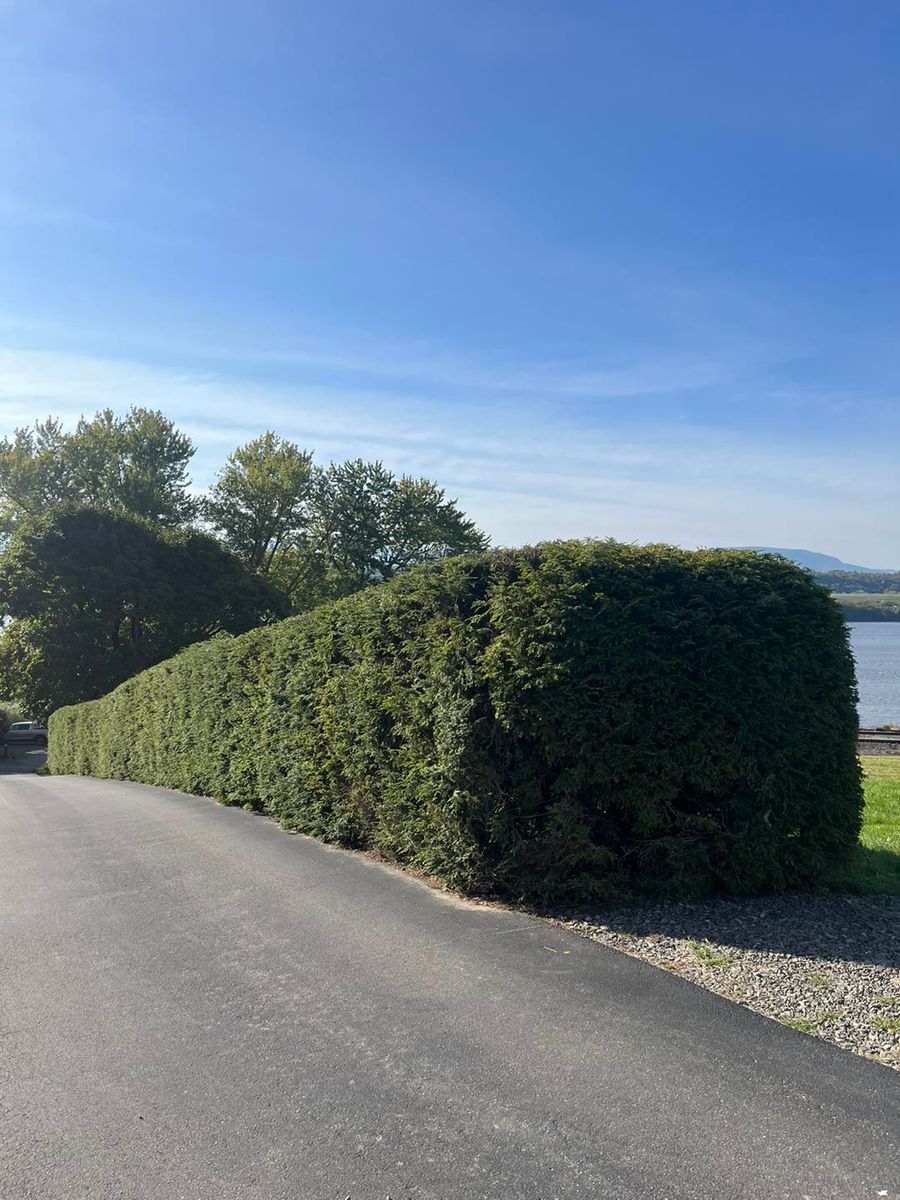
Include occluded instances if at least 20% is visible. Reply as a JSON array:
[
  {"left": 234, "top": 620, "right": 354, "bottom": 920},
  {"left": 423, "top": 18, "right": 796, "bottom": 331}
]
[
  {"left": 832, "top": 594, "right": 900, "bottom": 622},
  {"left": 814, "top": 570, "right": 900, "bottom": 594},
  {"left": 812, "top": 571, "right": 900, "bottom": 622}
]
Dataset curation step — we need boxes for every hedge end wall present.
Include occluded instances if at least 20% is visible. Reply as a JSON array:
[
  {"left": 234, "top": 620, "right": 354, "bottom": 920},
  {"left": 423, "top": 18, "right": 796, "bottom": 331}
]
[{"left": 49, "top": 542, "right": 862, "bottom": 901}]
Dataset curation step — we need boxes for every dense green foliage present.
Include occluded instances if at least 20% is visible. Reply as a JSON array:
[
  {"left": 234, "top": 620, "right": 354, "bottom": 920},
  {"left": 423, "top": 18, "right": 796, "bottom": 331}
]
[
  {"left": 0, "top": 409, "right": 487, "bottom": 716},
  {"left": 49, "top": 541, "right": 862, "bottom": 903},
  {"left": 2, "top": 412, "right": 488, "bottom": 617},
  {"left": 816, "top": 570, "right": 900, "bottom": 594},
  {"left": 202, "top": 433, "right": 315, "bottom": 573},
  {"left": 0, "top": 408, "right": 197, "bottom": 535},
  {"left": 0, "top": 507, "right": 288, "bottom": 719},
  {"left": 834, "top": 593, "right": 900, "bottom": 621},
  {"left": 206, "top": 442, "right": 490, "bottom": 610},
  {"left": 306, "top": 458, "right": 489, "bottom": 593}
]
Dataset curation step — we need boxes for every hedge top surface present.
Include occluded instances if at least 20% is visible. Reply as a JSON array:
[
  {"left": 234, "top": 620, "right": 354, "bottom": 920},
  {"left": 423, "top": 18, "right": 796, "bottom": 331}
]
[{"left": 49, "top": 541, "right": 862, "bottom": 902}]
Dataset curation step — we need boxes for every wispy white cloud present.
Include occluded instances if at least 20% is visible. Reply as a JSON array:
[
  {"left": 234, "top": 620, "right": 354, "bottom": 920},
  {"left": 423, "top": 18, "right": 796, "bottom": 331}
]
[
  {"left": 206, "top": 343, "right": 731, "bottom": 400},
  {"left": 0, "top": 314, "right": 737, "bottom": 403},
  {"left": 0, "top": 345, "right": 897, "bottom": 566}
]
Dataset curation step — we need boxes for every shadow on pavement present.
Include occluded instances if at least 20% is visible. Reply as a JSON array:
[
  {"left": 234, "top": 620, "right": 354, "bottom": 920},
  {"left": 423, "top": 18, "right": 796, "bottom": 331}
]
[
  {"left": 0, "top": 748, "right": 48, "bottom": 775},
  {"left": 561, "top": 891, "right": 900, "bottom": 971}
]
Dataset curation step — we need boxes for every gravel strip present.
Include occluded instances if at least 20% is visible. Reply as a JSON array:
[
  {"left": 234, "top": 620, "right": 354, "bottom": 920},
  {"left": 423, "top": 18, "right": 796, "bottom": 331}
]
[
  {"left": 551, "top": 895, "right": 900, "bottom": 1070},
  {"left": 858, "top": 734, "right": 900, "bottom": 757}
]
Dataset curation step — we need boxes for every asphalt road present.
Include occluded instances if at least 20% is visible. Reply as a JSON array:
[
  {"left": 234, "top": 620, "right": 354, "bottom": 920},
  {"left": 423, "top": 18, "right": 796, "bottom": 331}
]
[{"left": 1, "top": 775, "right": 898, "bottom": 1200}]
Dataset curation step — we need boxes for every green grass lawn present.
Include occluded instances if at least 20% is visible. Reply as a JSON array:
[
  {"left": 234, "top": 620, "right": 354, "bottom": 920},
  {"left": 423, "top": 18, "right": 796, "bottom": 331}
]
[{"left": 831, "top": 755, "right": 900, "bottom": 895}]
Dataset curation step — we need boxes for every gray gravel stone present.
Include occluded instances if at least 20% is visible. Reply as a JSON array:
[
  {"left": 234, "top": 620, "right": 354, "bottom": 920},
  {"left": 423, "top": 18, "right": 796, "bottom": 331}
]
[{"left": 550, "top": 895, "right": 900, "bottom": 1071}]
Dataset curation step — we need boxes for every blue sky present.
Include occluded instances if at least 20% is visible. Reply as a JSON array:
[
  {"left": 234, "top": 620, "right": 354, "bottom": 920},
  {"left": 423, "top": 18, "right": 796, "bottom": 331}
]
[{"left": 2, "top": 1, "right": 899, "bottom": 565}]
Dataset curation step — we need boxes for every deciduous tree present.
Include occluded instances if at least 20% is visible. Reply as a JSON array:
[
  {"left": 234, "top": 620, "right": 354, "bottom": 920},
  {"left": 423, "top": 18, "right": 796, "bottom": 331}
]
[
  {"left": 0, "top": 408, "right": 197, "bottom": 535},
  {"left": 273, "top": 459, "right": 489, "bottom": 609},
  {"left": 313, "top": 459, "right": 488, "bottom": 588},
  {"left": 202, "top": 433, "right": 315, "bottom": 573},
  {"left": 202, "top": 440, "right": 488, "bottom": 612}
]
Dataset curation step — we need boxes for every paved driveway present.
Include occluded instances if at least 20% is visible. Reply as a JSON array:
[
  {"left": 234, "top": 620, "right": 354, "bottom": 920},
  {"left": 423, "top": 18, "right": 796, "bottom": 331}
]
[{"left": 1, "top": 773, "right": 897, "bottom": 1199}]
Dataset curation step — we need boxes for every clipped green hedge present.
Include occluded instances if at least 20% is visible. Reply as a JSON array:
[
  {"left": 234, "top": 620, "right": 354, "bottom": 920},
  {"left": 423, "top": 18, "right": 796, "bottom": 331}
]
[{"left": 49, "top": 541, "right": 862, "bottom": 902}]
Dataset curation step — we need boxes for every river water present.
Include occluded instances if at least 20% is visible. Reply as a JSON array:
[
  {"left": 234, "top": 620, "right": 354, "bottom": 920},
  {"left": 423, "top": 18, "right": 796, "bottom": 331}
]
[{"left": 849, "top": 623, "right": 900, "bottom": 727}]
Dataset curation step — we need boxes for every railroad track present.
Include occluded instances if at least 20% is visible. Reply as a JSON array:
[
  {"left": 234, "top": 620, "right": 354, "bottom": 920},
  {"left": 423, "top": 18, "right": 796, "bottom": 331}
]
[{"left": 857, "top": 728, "right": 900, "bottom": 755}]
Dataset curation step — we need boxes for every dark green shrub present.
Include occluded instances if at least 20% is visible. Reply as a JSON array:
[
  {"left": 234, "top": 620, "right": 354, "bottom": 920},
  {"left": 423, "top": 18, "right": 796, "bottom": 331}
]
[{"left": 48, "top": 541, "right": 862, "bottom": 902}]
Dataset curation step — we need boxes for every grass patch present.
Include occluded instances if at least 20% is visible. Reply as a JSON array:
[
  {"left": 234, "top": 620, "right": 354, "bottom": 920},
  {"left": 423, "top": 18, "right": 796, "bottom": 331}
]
[
  {"left": 871, "top": 1016, "right": 900, "bottom": 1034},
  {"left": 830, "top": 756, "right": 900, "bottom": 896},
  {"left": 686, "top": 939, "right": 738, "bottom": 969},
  {"left": 861, "top": 755, "right": 900, "bottom": 781},
  {"left": 783, "top": 1017, "right": 818, "bottom": 1034},
  {"left": 782, "top": 1012, "right": 844, "bottom": 1033}
]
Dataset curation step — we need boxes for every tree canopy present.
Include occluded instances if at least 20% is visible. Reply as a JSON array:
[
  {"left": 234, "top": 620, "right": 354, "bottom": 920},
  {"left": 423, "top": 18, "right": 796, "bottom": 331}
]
[
  {"left": 202, "top": 432, "right": 315, "bottom": 573},
  {"left": 0, "top": 409, "right": 489, "bottom": 715},
  {"left": 0, "top": 407, "right": 197, "bottom": 536},
  {"left": 0, "top": 507, "right": 288, "bottom": 719},
  {"left": 200, "top": 434, "right": 489, "bottom": 611},
  {"left": 306, "top": 458, "right": 489, "bottom": 599}
]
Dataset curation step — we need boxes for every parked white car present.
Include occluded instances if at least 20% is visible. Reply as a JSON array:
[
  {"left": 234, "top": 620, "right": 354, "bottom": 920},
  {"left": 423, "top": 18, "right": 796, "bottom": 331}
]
[{"left": 5, "top": 721, "right": 48, "bottom": 747}]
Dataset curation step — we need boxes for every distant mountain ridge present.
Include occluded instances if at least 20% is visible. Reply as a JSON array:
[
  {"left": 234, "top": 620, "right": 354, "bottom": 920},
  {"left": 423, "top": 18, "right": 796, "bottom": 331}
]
[{"left": 737, "top": 548, "right": 899, "bottom": 574}]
